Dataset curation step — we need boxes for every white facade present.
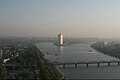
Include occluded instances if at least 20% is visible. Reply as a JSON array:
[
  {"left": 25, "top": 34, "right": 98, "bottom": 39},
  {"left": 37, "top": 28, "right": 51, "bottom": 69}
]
[{"left": 58, "top": 34, "right": 64, "bottom": 45}]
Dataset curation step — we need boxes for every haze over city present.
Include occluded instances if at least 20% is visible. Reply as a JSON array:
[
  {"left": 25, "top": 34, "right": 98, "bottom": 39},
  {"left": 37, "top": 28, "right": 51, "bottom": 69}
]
[{"left": 1, "top": 0, "right": 120, "bottom": 38}]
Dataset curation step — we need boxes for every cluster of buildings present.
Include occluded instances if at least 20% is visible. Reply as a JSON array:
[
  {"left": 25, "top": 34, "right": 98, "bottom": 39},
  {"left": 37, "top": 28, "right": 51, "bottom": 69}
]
[
  {"left": 0, "top": 38, "right": 31, "bottom": 64},
  {"left": 0, "top": 38, "right": 33, "bottom": 79},
  {"left": 0, "top": 44, "right": 28, "bottom": 64}
]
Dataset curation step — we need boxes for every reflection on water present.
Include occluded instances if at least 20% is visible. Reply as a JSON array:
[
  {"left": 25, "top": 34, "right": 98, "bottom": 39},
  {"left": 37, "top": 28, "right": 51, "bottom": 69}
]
[
  {"left": 58, "top": 46, "right": 64, "bottom": 54},
  {"left": 37, "top": 42, "right": 119, "bottom": 63},
  {"left": 37, "top": 42, "right": 120, "bottom": 79}
]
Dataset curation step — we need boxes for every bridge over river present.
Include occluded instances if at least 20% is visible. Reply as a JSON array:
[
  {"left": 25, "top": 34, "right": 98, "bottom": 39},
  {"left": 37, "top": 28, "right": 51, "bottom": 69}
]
[{"left": 54, "top": 60, "right": 120, "bottom": 68}]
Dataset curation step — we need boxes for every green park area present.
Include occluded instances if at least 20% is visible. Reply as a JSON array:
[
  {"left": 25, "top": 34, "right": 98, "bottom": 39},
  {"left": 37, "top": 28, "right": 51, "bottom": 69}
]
[{"left": 0, "top": 44, "right": 67, "bottom": 80}]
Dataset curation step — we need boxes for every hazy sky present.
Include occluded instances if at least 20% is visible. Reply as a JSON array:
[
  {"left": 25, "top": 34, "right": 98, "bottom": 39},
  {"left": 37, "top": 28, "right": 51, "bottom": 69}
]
[{"left": 1, "top": 0, "right": 120, "bottom": 38}]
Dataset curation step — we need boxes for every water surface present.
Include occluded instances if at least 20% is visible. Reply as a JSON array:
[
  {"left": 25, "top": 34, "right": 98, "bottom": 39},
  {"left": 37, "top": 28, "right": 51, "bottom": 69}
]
[{"left": 37, "top": 42, "right": 120, "bottom": 79}]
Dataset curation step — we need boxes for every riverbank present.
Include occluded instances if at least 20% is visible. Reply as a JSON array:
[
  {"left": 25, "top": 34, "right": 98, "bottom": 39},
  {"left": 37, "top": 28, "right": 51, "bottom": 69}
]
[
  {"left": 33, "top": 44, "right": 67, "bottom": 80},
  {"left": 0, "top": 43, "right": 67, "bottom": 79},
  {"left": 91, "top": 42, "right": 120, "bottom": 60}
]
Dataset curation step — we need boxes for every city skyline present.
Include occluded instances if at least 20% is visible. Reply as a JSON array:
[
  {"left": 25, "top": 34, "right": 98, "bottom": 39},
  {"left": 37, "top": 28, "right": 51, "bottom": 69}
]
[{"left": 1, "top": 0, "right": 120, "bottom": 38}]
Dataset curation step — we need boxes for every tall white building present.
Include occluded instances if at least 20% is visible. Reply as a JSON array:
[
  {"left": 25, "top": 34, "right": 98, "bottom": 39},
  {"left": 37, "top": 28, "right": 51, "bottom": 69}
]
[{"left": 58, "top": 34, "right": 64, "bottom": 45}]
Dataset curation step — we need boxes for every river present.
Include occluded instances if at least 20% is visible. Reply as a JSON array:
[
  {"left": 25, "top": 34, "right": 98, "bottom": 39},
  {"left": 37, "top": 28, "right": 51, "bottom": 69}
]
[{"left": 37, "top": 42, "right": 120, "bottom": 79}]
